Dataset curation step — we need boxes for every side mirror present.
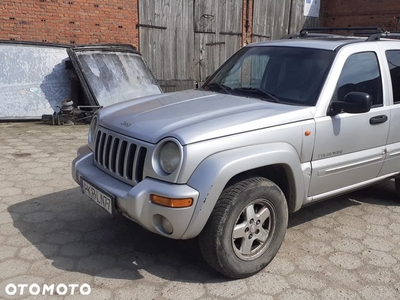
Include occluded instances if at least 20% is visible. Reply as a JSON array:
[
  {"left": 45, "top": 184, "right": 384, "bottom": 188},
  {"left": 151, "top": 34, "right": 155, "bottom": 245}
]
[{"left": 328, "top": 92, "right": 371, "bottom": 116}]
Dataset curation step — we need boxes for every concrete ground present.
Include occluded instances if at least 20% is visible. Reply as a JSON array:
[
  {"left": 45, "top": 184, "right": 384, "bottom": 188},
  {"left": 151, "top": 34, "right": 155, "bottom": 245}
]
[{"left": 0, "top": 122, "right": 400, "bottom": 300}]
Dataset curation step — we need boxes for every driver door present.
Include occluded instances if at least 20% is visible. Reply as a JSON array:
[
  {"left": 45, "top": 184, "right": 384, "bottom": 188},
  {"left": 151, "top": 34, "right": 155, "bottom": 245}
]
[{"left": 309, "top": 51, "right": 390, "bottom": 198}]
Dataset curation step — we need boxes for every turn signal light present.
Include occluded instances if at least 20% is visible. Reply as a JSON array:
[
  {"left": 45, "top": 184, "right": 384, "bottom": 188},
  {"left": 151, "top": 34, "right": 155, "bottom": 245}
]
[{"left": 150, "top": 195, "right": 193, "bottom": 208}]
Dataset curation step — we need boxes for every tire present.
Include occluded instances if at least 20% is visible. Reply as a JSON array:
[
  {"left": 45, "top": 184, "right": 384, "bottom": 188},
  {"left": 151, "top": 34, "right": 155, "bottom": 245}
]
[{"left": 198, "top": 177, "right": 288, "bottom": 279}]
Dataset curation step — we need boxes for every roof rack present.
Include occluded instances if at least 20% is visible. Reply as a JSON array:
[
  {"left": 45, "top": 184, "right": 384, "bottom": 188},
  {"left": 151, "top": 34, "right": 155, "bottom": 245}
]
[
  {"left": 282, "top": 27, "right": 386, "bottom": 39},
  {"left": 282, "top": 33, "right": 345, "bottom": 39},
  {"left": 367, "top": 32, "right": 400, "bottom": 41}
]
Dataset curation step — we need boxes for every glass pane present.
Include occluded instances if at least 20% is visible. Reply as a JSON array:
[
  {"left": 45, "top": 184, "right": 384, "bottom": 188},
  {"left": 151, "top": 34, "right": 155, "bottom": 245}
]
[
  {"left": 206, "top": 46, "right": 334, "bottom": 106},
  {"left": 385, "top": 50, "right": 400, "bottom": 104},
  {"left": 76, "top": 51, "right": 161, "bottom": 106},
  {"left": 334, "top": 52, "right": 382, "bottom": 106}
]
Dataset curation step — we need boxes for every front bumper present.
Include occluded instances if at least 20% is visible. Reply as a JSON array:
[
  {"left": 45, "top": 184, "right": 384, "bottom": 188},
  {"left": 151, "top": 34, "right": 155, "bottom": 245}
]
[{"left": 72, "top": 145, "right": 199, "bottom": 239}]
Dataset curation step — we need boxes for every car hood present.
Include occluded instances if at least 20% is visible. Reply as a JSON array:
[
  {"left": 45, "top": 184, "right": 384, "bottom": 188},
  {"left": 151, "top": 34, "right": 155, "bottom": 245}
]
[{"left": 98, "top": 89, "right": 315, "bottom": 145}]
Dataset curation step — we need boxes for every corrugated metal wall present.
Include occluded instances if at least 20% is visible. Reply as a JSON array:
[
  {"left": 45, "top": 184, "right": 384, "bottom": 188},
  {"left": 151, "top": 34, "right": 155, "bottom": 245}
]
[
  {"left": 194, "top": 0, "right": 243, "bottom": 83},
  {"left": 252, "top": 0, "right": 319, "bottom": 42},
  {"left": 139, "top": 0, "right": 319, "bottom": 92},
  {"left": 138, "top": 0, "right": 195, "bottom": 92},
  {"left": 252, "top": 0, "right": 292, "bottom": 42}
]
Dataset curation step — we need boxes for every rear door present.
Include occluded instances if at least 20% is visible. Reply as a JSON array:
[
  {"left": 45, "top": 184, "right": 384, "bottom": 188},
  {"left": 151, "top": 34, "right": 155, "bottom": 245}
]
[
  {"left": 67, "top": 45, "right": 162, "bottom": 108},
  {"left": 378, "top": 47, "right": 400, "bottom": 175},
  {"left": 309, "top": 50, "right": 390, "bottom": 198}
]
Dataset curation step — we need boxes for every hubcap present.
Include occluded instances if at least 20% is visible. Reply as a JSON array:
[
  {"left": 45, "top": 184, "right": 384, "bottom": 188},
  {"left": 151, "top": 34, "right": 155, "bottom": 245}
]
[{"left": 231, "top": 199, "right": 275, "bottom": 261}]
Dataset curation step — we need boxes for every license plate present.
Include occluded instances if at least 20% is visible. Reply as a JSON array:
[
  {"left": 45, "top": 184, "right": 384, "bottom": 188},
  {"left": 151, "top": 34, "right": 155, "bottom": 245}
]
[{"left": 81, "top": 179, "right": 114, "bottom": 214}]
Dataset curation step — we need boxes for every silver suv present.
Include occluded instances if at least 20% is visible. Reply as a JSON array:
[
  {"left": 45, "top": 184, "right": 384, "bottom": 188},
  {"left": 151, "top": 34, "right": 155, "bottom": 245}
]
[{"left": 72, "top": 28, "right": 400, "bottom": 278}]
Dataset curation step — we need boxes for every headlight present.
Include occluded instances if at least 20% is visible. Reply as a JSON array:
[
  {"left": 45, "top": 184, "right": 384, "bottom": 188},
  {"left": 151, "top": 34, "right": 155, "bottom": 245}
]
[
  {"left": 88, "top": 115, "right": 98, "bottom": 148},
  {"left": 159, "top": 141, "right": 181, "bottom": 174}
]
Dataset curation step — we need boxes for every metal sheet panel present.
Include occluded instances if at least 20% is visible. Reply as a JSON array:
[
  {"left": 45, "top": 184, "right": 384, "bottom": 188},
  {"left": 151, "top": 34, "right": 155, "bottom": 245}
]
[
  {"left": 252, "top": 0, "right": 292, "bottom": 42},
  {"left": 289, "top": 0, "right": 319, "bottom": 34},
  {"left": 194, "top": 0, "right": 243, "bottom": 81},
  {"left": 247, "top": 0, "right": 320, "bottom": 43},
  {"left": 0, "top": 43, "right": 70, "bottom": 120},
  {"left": 139, "top": 0, "right": 196, "bottom": 84}
]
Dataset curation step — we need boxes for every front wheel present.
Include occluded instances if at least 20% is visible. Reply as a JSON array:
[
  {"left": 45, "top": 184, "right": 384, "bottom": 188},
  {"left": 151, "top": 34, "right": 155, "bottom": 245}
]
[{"left": 198, "top": 177, "right": 288, "bottom": 279}]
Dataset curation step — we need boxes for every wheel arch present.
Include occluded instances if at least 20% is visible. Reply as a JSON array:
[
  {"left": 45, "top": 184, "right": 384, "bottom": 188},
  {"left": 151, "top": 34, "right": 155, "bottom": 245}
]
[
  {"left": 182, "top": 142, "right": 306, "bottom": 239},
  {"left": 225, "top": 164, "right": 297, "bottom": 214}
]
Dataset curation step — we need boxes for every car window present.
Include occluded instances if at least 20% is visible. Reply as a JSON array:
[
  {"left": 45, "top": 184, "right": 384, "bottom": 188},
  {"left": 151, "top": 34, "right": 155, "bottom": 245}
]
[
  {"left": 238, "top": 55, "right": 270, "bottom": 88},
  {"left": 385, "top": 50, "right": 400, "bottom": 104},
  {"left": 333, "top": 52, "right": 383, "bottom": 107},
  {"left": 204, "top": 46, "right": 335, "bottom": 106}
]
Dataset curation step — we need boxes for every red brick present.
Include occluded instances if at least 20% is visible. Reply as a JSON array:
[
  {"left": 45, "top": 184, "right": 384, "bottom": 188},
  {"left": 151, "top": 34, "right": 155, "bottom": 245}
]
[
  {"left": 0, "top": 0, "right": 138, "bottom": 46},
  {"left": 321, "top": 0, "right": 400, "bottom": 31}
]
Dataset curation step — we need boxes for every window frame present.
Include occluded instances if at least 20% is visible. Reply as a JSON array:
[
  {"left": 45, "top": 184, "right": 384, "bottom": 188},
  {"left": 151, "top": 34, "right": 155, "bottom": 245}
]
[
  {"left": 385, "top": 50, "right": 400, "bottom": 105},
  {"left": 331, "top": 51, "right": 383, "bottom": 110}
]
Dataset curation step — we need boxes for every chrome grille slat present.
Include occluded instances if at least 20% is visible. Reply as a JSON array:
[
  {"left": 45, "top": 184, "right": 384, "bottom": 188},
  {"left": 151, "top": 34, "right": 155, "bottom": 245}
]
[
  {"left": 126, "top": 143, "right": 137, "bottom": 181},
  {"left": 123, "top": 143, "right": 132, "bottom": 179},
  {"left": 98, "top": 132, "right": 106, "bottom": 165},
  {"left": 131, "top": 146, "right": 139, "bottom": 181},
  {"left": 109, "top": 137, "right": 119, "bottom": 173},
  {"left": 114, "top": 139, "right": 121, "bottom": 174},
  {"left": 117, "top": 140, "right": 127, "bottom": 176},
  {"left": 94, "top": 131, "right": 101, "bottom": 162},
  {"left": 136, "top": 147, "right": 147, "bottom": 182},
  {"left": 93, "top": 129, "right": 147, "bottom": 185},
  {"left": 103, "top": 135, "right": 112, "bottom": 168}
]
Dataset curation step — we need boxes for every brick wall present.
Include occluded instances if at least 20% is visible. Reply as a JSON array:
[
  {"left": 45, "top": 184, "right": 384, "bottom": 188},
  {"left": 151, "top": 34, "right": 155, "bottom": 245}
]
[
  {"left": 0, "top": 0, "right": 139, "bottom": 46},
  {"left": 321, "top": 0, "right": 400, "bottom": 31}
]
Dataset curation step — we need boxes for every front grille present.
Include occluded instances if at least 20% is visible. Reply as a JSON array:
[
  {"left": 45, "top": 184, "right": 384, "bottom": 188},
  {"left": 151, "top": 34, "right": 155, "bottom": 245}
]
[{"left": 94, "top": 129, "right": 147, "bottom": 184}]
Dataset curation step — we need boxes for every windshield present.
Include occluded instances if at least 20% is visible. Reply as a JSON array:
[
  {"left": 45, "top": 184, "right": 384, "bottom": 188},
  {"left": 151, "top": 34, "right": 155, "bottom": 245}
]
[
  {"left": 203, "top": 46, "right": 335, "bottom": 106},
  {"left": 75, "top": 51, "right": 162, "bottom": 106}
]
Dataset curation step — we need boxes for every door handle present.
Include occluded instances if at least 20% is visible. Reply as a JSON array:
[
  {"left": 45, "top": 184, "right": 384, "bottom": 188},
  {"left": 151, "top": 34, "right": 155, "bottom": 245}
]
[{"left": 369, "top": 115, "right": 388, "bottom": 125}]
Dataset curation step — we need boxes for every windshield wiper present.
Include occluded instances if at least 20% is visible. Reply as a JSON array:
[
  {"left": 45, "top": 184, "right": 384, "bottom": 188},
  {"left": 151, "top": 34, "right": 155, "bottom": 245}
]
[
  {"left": 233, "top": 87, "right": 281, "bottom": 103},
  {"left": 205, "top": 82, "right": 232, "bottom": 94}
]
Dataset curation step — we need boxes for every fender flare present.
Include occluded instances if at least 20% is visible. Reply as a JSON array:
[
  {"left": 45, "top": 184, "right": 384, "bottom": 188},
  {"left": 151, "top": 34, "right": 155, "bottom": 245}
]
[{"left": 182, "top": 142, "right": 306, "bottom": 239}]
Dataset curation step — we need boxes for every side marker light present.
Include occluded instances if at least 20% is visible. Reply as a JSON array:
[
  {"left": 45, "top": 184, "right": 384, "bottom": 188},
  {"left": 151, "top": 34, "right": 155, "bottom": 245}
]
[{"left": 151, "top": 195, "right": 193, "bottom": 208}]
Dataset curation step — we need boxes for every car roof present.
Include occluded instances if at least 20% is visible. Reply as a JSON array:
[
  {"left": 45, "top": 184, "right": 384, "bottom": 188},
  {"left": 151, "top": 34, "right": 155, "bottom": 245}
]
[
  {"left": 246, "top": 27, "right": 400, "bottom": 51},
  {"left": 246, "top": 38, "right": 367, "bottom": 51}
]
